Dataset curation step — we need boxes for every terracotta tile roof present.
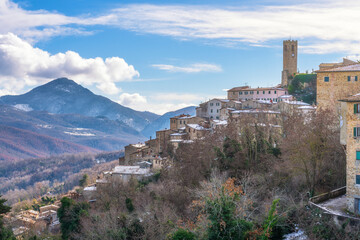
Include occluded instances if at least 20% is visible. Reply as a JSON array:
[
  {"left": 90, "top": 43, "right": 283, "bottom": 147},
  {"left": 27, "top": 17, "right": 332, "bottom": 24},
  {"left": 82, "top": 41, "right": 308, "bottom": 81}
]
[
  {"left": 317, "top": 63, "right": 360, "bottom": 72},
  {"left": 228, "top": 86, "right": 285, "bottom": 92}
]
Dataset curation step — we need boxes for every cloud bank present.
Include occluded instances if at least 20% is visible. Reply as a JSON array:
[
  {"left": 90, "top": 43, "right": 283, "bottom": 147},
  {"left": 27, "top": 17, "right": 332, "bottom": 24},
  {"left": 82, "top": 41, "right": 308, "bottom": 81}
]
[
  {"left": 2, "top": 0, "right": 360, "bottom": 54},
  {"left": 118, "top": 92, "right": 212, "bottom": 115},
  {"left": 0, "top": 33, "right": 139, "bottom": 95},
  {"left": 152, "top": 63, "right": 222, "bottom": 73}
]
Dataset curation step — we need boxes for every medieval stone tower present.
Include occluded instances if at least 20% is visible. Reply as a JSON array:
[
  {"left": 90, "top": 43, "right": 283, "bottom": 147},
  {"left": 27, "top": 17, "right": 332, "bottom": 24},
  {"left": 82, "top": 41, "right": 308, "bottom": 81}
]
[{"left": 281, "top": 40, "right": 298, "bottom": 87}]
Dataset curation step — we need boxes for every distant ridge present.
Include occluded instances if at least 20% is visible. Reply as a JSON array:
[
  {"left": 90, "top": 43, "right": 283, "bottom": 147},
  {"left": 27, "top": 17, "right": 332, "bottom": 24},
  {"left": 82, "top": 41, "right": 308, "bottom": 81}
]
[
  {"left": 0, "top": 125, "right": 99, "bottom": 161},
  {"left": 0, "top": 78, "right": 159, "bottom": 131}
]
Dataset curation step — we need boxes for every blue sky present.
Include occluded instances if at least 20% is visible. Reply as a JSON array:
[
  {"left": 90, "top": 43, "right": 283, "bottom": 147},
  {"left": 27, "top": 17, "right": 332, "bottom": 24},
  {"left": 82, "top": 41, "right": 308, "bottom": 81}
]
[{"left": 0, "top": 0, "right": 359, "bottom": 114}]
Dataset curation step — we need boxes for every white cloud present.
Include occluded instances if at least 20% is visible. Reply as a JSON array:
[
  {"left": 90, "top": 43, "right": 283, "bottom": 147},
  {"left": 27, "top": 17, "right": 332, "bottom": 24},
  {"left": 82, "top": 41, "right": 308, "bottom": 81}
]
[
  {"left": 152, "top": 63, "right": 222, "bottom": 73},
  {"left": 0, "top": 33, "right": 139, "bottom": 95},
  {"left": 118, "top": 92, "right": 226, "bottom": 115},
  {"left": 104, "top": 2, "right": 360, "bottom": 54},
  {"left": 3, "top": 0, "right": 360, "bottom": 54}
]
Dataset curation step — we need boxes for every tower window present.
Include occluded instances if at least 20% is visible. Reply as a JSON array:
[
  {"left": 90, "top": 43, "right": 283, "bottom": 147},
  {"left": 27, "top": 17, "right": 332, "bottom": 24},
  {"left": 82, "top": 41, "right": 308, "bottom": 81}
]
[
  {"left": 324, "top": 76, "right": 329, "bottom": 82},
  {"left": 291, "top": 45, "right": 294, "bottom": 51},
  {"left": 356, "top": 151, "right": 360, "bottom": 160}
]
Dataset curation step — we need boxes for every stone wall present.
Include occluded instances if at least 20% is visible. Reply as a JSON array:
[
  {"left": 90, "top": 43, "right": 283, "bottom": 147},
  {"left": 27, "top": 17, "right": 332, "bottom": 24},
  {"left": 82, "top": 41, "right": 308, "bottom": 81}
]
[
  {"left": 317, "top": 71, "right": 360, "bottom": 113},
  {"left": 343, "top": 101, "right": 360, "bottom": 212}
]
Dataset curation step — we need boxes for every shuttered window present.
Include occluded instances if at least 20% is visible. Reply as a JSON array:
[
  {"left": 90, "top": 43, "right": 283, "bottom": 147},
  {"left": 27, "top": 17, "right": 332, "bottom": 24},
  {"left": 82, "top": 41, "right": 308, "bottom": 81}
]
[
  {"left": 356, "top": 76, "right": 358, "bottom": 82},
  {"left": 354, "top": 127, "right": 360, "bottom": 137},
  {"left": 324, "top": 76, "right": 329, "bottom": 82},
  {"left": 357, "top": 151, "right": 360, "bottom": 160},
  {"left": 354, "top": 104, "right": 360, "bottom": 114},
  {"left": 348, "top": 76, "right": 351, "bottom": 81},
  {"left": 356, "top": 175, "right": 360, "bottom": 185}
]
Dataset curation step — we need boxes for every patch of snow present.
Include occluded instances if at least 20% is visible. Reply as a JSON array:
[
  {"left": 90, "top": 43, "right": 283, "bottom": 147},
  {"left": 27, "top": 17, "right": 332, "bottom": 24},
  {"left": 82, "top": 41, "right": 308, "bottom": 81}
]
[
  {"left": 64, "top": 131, "right": 95, "bottom": 136},
  {"left": 284, "top": 228, "right": 308, "bottom": 240},
  {"left": 13, "top": 104, "right": 33, "bottom": 112}
]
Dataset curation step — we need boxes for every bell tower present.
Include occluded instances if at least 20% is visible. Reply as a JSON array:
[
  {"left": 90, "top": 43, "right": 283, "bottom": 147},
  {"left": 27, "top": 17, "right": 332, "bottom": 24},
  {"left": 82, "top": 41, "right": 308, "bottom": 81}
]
[{"left": 281, "top": 40, "right": 298, "bottom": 87}]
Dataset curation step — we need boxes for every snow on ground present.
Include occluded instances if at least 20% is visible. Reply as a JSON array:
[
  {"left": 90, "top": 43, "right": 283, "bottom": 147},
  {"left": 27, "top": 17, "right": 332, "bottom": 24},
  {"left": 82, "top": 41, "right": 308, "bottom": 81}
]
[
  {"left": 284, "top": 229, "right": 308, "bottom": 240},
  {"left": 64, "top": 131, "right": 95, "bottom": 136},
  {"left": 13, "top": 104, "right": 33, "bottom": 112}
]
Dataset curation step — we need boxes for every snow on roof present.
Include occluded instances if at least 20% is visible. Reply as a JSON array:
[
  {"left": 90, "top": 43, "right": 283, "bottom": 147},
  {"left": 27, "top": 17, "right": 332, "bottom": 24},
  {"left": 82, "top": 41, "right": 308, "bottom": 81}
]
[
  {"left": 317, "top": 63, "right": 360, "bottom": 72},
  {"left": 113, "top": 166, "right": 152, "bottom": 175},
  {"left": 178, "top": 115, "right": 195, "bottom": 119},
  {"left": 178, "top": 126, "right": 186, "bottom": 130},
  {"left": 283, "top": 100, "right": 310, "bottom": 106},
  {"left": 84, "top": 186, "right": 97, "bottom": 191},
  {"left": 96, "top": 179, "right": 108, "bottom": 184},
  {"left": 170, "top": 133, "right": 187, "bottom": 136},
  {"left": 256, "top": 100, "right": 273, "bottom": 104},
  {"left": 131, "top": 143, "right": 146, "bottom": 148},
  {"left": 231, "top": 109, "right": 280, "bottom": 114},
  {"left": 170, "top": 139, "right": 184, "bottom": 142},
  {"left": 183, "top": 140, "right": 194, "bottom": 143},
  {"left": 279, "top": 95, "right": 293, "bottom": 98},
  {"left": 187, "top": 124, "right": 210, "bottom": 130},
  {"left": 212, "top": 120, "right": 228, "bottom": 125},
  {"left": 297, "top": 105, "right": 316, "bottom": 110}
]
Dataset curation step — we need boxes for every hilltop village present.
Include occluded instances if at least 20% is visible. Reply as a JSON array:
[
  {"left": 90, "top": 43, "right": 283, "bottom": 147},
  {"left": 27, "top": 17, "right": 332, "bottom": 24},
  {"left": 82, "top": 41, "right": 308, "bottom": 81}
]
[
  {"left": 91, "top": 40, "right": 360, "bottom": 218},
  {"left": 5, "top": 40, "right": 360, "bottom": 239}
]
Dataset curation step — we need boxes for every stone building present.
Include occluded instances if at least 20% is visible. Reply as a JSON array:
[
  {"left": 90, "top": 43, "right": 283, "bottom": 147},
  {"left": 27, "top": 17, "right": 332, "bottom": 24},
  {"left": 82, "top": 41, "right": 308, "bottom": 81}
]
[
  {"left": 316, "top": 61, "right": 360, "bottom": 113},
  {"left": 170, "top": 115, "right": 203, "bottom": 130},
  {"left": 227, "top": 86, "right": 288, "bottom": 102},
  {"left": 196, "top": 98, "right": 242, "bottom": 120},
  {"left": 281, "top": 40, "right": 298, "bottom": 87},
  {"left": 339, "top": 93, "right": 360, "bottom": 214}
]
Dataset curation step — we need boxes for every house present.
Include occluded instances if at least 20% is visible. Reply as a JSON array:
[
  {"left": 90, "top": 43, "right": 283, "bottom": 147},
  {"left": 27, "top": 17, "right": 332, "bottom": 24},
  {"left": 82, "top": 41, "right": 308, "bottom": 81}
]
[
  {"left": 111, "top": 165, "right": 153, "bottom": 182},
  {"left": 170, "top": 115, "right": 203, "bottom": 130},
  {"left": 227, "top": 86, "right": 288, "bottom": 102},
  {"left": 339, "top": 93, "right": 360, "bottom": 214},
  {"left": 241, "top": 99, "right": 274, "bottom": 109},
  {"left": 196, "top": 98, "right": 241, "bottom": 120},
  {"left": 185, "top": 123, "right": 211, "bottom": 140},
  {"left": 230, "top": 109, "right": 281, "bottom": 125},
  {"left": 316, "top": 60, "right": 360, "bottom": 113}
]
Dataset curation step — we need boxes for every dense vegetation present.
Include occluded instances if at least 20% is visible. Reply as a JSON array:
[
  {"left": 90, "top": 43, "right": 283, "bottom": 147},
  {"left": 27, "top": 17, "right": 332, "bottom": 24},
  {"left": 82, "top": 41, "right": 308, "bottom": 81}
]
[{"left": 288, "top": 73, "right": 317, "bottom": 104}]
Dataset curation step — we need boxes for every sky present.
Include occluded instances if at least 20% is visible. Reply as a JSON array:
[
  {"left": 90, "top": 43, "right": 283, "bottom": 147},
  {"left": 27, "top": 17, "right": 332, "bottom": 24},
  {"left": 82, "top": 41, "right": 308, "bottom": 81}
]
[{"left": 0, "top": 0, "right": 360, "bottom": 114}]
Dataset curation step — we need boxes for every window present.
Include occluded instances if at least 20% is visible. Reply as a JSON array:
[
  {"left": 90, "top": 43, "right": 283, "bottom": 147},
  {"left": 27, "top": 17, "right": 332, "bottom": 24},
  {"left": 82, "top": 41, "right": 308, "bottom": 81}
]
[
  {"left": 274, "top": 91, "right": 277, "bottom": 94},
  {"left": 239, "top": 92, "right": 243, "bottom": 95},
  {"left": 211, "top": 109, "right": 213, "bottom": 113},
  {"left": 324, "top": 76, "right": 329, "bottom": 82},
  {"left": 354, "top": 127, "right": 360, "bottom": 137},
  {"left": 357, "top": 175, "right": 360, "bottom": 185},
  {"left": 354, "top": 104, "right": 360, "bottom": 114},
  {"left": 268, "top": 91, "right": 271, "bottom": 94},
  {"left": 184, "top": 121, "right": 186, "bottom": 124},
  {"left": 217, "top": 109, "right": 219, "bottom": 113},
  {"left": 263, "top": 91, "right": 265, "bottom": 94},
  {"left": 257, "top": 91, "right": 259, "bottom": 94},
  {"left": 245, "top": 91, "right": 248, "bottom": 95},
  {"left": 250, "top": 91, "right": 254, "bottom": 94},
  {"left": 210, "top": 103, "right": 213, "bottom": 106},
  {"left": 356, "top": 151, "right": 360, "bottom": 160},
  {"left": 348, "top": 76, "right": 351, "bottom": 82},
  {"left": 180, "top": 120, "right": 182, "bottom": 124},
  {"left": 355, "top": 198, "right": 360, "bottom": 214},
  {"left": 356, "top": 76, "right": 358, "bottom": 82}
]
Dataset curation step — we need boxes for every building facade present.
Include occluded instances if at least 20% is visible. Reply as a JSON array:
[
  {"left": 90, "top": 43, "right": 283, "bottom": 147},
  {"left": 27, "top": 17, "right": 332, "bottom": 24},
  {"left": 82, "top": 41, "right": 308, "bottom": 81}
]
[
  {"left": 339, "top": 94, "right": 360, "bottom": 214},
  {"left": 227, "top": 86, "right": 288, "bottom": 102},
  {"left": 316, "top": 63, "right": 360, "bottom": 113}
]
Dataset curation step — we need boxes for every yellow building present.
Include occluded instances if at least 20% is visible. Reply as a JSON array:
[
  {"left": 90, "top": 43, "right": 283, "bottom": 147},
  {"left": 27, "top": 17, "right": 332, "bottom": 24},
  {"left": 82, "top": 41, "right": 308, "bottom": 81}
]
[
  {"left": 339, "top": 94, "right": 360, "bottom": 214},
  {"left": 316, "top": 61, "right": 360, "bottom": 113}
]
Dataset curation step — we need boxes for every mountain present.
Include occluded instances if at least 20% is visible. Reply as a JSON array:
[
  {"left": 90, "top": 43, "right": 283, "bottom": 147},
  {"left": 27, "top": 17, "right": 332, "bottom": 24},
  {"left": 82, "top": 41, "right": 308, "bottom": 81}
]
[
  {"left": 141, "top": 106, "right": 196, "bottom": 139},
  {"left": 0, "top": 125, "right": 99, "bottom": 161},
  {"left": 0, "top": 104, "right": 146, "bottom": 155},
  {"left": 0, "top": 78, "right": 159, "bottom": 131}
]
